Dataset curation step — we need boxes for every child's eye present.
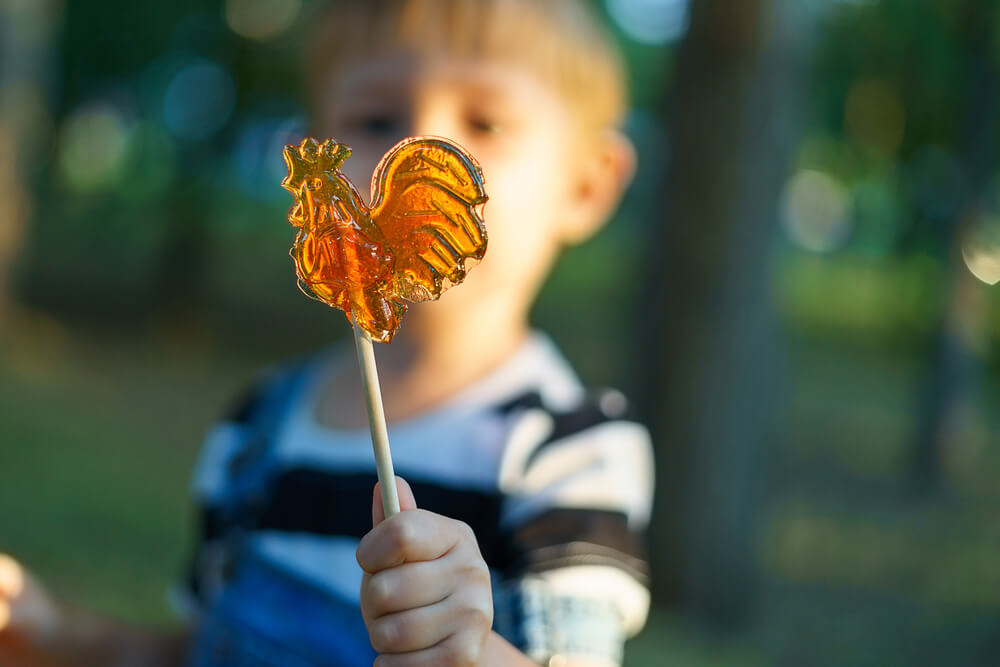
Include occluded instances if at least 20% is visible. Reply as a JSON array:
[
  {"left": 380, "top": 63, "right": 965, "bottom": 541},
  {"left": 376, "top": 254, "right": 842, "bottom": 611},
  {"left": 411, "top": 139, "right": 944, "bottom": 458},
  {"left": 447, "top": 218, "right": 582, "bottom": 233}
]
[
  {"left": 466, "top": 115, "right": 501, "bottom": 135},
  {"left": 344, "top": 114, "right": 401, "bottom": 136},
  {"left": 361, "top": 116, "right": 400, "bottom": 135}
]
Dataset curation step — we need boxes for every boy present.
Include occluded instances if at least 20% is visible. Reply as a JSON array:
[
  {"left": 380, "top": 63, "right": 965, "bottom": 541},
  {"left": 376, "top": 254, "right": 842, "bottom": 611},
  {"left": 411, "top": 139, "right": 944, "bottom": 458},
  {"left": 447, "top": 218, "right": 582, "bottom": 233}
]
[{"left": 0, "top": 0, "right": 653, "bottom": 664}]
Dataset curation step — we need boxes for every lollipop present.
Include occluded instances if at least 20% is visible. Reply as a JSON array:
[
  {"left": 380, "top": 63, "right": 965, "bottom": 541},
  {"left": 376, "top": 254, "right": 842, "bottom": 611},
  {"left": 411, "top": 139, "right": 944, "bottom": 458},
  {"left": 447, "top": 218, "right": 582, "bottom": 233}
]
[{"left": 281, "top": 136, "right": 488, "bottom": 515}]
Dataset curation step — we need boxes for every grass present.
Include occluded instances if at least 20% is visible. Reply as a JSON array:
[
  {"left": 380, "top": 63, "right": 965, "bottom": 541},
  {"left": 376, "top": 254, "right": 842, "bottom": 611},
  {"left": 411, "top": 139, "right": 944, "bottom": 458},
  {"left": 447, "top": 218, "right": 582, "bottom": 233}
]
[
  {"left": 1, "top": 313, "right": 999, "bottom": 664},
  {"left": 0, "top": 315, "right": 255, "bottom": 624}
]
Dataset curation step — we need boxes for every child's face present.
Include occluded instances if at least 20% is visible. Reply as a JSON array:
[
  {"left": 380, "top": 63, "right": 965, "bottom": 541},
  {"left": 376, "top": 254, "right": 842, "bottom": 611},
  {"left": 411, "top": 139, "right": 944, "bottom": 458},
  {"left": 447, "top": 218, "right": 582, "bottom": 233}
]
[{"left": 314, "top": 53, "right": 631, "bottom": 326}]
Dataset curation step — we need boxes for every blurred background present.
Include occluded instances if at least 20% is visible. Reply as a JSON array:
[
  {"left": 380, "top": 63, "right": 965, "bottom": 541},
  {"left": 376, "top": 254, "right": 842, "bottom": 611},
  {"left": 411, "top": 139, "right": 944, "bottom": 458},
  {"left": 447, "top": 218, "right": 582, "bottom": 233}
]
[{"left": 1, "top": 0, "right": 999, "bottom": 664}]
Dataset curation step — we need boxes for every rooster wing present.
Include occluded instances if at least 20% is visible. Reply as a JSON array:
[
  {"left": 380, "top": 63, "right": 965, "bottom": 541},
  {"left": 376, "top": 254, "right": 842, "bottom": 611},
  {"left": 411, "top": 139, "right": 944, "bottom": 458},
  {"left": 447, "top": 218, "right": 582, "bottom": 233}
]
[{"left": 368, "top": 136, "right": 488, "bottom": 303}]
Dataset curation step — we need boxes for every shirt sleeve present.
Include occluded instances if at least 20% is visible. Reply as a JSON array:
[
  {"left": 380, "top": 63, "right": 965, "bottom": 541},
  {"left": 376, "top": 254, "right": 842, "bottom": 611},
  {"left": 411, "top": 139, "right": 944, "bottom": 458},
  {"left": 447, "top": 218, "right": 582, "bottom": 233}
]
[{"left": 492, "top": 391, "right": 654, "bottom": 665}]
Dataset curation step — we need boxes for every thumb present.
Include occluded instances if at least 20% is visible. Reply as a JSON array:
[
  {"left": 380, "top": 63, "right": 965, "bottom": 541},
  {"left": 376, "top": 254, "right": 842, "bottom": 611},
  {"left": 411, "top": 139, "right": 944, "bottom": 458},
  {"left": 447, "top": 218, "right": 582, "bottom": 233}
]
[
  {"left": 0, "top": 555, "right": 24, "bottom": 600},
  {"left": 371, "top": 476, "right": 417, "bottom": 526}
]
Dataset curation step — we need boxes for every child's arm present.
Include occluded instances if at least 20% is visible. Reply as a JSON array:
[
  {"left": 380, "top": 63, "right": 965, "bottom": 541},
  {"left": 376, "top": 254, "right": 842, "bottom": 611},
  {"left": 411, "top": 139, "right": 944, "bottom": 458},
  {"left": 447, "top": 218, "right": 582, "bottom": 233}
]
[
  {"left": 358, "top": 479, "right": 540, "bottom": 666},
  {"left": 0, "top": 554, "right": 190, "bottom": 667}
]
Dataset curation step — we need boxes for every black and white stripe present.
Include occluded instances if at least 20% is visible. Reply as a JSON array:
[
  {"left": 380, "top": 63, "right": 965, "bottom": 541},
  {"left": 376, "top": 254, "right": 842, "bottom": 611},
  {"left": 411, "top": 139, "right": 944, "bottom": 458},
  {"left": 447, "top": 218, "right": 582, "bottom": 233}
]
[{"left": 182, "top": 334, "right": 654, "bottom": 648}]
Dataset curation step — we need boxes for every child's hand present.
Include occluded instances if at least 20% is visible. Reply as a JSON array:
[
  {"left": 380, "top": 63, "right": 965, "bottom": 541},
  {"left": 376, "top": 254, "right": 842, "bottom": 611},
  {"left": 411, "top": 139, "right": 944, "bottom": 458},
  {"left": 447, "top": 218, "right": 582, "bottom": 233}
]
[
  {"left": 357, "top": 478, "right": 494, "bottom": 666},
  {"left": 1, "top": 552, "right": 192, "bottom": 666},
  {"left": 0, "top": 553, "right": 60, "bottom": 654}
]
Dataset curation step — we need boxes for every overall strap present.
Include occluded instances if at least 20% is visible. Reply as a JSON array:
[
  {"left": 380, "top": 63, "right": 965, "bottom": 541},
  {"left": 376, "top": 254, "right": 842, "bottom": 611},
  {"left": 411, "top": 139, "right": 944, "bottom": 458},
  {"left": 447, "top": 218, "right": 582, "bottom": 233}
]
[{"left": 222, "top": 359, "right": 313, "bottom": 534}]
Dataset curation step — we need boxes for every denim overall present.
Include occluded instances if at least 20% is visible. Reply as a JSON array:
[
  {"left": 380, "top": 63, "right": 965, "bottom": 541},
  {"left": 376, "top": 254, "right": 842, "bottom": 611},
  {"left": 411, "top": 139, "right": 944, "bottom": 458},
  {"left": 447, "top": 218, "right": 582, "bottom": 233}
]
[{"left": 186, "top": 363, "right": 379, "bottom": 667}]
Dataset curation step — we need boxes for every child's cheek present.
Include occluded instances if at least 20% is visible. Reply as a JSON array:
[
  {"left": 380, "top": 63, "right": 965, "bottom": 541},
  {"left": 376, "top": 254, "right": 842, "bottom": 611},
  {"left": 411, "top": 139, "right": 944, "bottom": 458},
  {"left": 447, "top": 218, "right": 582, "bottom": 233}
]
[
  {"left": 477, "top": 167, "right": 563, "bottom": 285},
  {"left": 483, "top": 163, "right": 558, "bottom": 242},
  {"left": 484, "top": 140, "right": 564, "bottom": 216}
]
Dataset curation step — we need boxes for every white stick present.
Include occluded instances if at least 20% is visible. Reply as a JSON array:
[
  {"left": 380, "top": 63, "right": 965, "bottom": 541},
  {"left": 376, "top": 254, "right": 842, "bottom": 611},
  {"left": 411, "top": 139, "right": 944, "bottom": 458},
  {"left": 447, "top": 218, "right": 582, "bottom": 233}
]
[{"left": 352, "top": 322, "right": 400, "bottom": 518}]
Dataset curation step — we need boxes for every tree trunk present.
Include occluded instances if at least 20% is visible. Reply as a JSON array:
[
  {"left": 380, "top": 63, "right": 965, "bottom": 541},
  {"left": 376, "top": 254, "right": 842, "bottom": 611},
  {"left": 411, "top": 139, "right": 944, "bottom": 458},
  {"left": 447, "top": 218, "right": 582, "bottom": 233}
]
[
  {"left": 0, "top": 2, "right": 59, "bottom": 332},
  {"left": 638, "top": 0, "right": 804, "bottom": 624}
]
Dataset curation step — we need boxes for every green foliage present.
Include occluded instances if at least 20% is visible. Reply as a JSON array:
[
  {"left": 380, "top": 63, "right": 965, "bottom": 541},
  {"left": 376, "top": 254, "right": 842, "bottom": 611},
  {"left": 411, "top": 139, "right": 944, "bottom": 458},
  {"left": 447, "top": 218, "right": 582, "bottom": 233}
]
[{"left": 779, "top": 0, "right": 1000, "bottom": 361}]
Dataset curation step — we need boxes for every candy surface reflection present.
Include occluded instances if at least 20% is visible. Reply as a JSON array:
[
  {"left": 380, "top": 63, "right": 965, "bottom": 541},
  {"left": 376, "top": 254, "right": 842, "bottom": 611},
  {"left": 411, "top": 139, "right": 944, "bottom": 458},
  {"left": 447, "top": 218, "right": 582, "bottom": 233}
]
[{"left": 281, "top": 136, "right": 488, "bottom": 342}]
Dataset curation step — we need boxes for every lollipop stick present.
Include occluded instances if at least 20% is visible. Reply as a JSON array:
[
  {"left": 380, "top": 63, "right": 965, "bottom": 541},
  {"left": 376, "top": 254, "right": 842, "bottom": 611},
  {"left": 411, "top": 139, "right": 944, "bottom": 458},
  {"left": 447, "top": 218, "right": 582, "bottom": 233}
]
[{"left": 352, "top": 321, "right": 400, "bottom": 518}]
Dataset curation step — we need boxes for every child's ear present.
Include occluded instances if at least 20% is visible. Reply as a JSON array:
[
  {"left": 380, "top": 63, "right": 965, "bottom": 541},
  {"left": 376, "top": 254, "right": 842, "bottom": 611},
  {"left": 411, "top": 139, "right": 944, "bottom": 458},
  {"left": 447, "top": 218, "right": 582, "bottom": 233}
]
[{"left": 560, "top": 129, "right": 637, "bottom": 245}]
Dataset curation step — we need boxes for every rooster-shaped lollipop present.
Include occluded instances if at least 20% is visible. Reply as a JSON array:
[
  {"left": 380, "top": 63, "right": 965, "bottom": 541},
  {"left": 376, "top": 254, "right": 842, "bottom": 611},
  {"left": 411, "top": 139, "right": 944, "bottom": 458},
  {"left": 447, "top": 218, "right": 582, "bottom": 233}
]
[
  {"left": 281, "top": 135, "right": 488, "bottom": 516},
  {"left": 282, "top": 136, "right": 488, "bottom": 343}
]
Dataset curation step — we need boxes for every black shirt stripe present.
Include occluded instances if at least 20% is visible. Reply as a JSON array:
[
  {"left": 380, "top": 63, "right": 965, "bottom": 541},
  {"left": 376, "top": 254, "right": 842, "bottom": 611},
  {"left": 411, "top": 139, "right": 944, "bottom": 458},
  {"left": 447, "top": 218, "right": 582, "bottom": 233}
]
[{"left": 198, "top": 468, "right": 648, "bottom": 581}]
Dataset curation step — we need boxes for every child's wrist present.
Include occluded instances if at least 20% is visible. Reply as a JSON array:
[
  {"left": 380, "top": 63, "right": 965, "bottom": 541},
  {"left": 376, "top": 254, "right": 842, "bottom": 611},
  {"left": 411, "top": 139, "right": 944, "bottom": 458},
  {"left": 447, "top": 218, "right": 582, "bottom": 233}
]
[{"left": 483, "top": 630, "right": 537, "bottom": 667}]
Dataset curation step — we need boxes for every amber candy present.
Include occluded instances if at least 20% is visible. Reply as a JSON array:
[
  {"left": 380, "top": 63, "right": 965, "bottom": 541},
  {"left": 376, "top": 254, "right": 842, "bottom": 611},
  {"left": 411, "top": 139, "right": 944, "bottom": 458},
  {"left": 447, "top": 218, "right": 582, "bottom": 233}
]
[{"left": 281, "top": 136, "right": 488, "bottom": 342}]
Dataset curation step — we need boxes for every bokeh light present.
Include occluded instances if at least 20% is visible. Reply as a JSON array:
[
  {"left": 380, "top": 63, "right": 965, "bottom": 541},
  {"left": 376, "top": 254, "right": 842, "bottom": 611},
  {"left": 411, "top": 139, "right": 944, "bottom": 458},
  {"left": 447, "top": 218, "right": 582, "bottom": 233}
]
[
  {"left": 57, "top": 103, "right": 132, "bottom": 193},
  {"left": 1, "top": 0, "right": 63, "bottom": 46},
  {"left": 844, "top": 78, "right": 906, "bottom": 155},
  {"left": 851, "top": 178, "right": 902, "bottom": 257},
  {"left": 118, "top": 122, "right": 177, "bottom": 201},
  {"left": 781, "top": 169, "right": 853, "bottom": 253},
  {"left": 163, "top": 60, "right": 236, "bottom": 141},
  {"left": 605, "top": 0, "right": 690, "bottom": 45},
  {"left": 1, "top": 82, "right": 53, "bottom": 157},
  {"left": 225, "top": 0, "right": 301, "bottom": 41},
  {"left": 962, "top": 212, "right": 1000, "bottom": 286},
  {"left": 234, "top": 113, "right": 305, "bottom": 203}
]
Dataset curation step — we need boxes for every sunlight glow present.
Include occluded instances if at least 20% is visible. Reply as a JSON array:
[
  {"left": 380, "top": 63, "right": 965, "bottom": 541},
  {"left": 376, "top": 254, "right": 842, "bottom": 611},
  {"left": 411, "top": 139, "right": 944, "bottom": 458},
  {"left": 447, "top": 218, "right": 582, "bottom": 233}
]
[
  {"left": 962, "top": 213, "right": 1000, "bottom": 286},
  {"left": 225, "top": 0, "right": 301, "bottom": 41},
  {"left": 163, "top": 60, "right": 235, "bottom": 141},
  {"left": 235, "top": 114, "right": 305, "bottom": 202},
  {"left": 606, "top": 0, "right": 690, "bottom": 45},
  {"left": 781, "top": 169, "right": 853, "bottom": 253},
  {"left": 58, "top": 103, "right": 131, "bottom": 192},
  {"left": 844, "top": 79, "right": 905, "bottom": 154}
]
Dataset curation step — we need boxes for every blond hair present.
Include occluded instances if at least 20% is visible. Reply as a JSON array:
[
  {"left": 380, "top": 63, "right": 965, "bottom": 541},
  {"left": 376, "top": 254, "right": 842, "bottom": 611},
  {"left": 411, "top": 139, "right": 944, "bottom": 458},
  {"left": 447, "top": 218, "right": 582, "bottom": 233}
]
[{"left": 305, "top": 0, "right": 628, "bottom": 131}]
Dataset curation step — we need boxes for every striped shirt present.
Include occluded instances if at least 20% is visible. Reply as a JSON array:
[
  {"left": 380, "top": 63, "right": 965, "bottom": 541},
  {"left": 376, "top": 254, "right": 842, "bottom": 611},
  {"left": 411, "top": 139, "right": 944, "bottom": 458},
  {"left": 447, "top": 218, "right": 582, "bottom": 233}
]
[{"left": 182, "top": 334, "right": 653, "bottom": 666}]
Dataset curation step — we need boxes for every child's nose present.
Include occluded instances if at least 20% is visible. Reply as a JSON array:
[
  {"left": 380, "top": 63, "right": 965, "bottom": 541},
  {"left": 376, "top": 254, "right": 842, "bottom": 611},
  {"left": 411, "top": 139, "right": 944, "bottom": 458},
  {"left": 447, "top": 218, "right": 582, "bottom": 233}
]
[{"left": 410, "top": 105, "right": 460, "bottom": 141}]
